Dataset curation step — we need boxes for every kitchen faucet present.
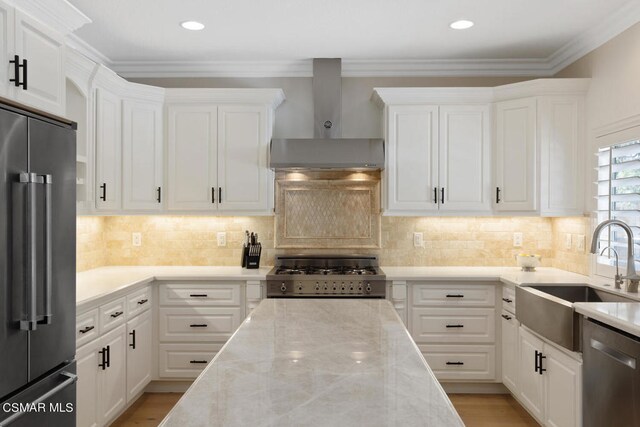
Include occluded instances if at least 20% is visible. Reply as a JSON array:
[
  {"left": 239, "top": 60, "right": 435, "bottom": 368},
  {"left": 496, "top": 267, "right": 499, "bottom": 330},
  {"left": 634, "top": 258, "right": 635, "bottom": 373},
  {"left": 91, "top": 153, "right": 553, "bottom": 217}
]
[
  {"left": 590, "top": 219, "right": 640, "bottom": 293},
  {"left": 599, "top": 246, "right": 623, "bottom": 289}
]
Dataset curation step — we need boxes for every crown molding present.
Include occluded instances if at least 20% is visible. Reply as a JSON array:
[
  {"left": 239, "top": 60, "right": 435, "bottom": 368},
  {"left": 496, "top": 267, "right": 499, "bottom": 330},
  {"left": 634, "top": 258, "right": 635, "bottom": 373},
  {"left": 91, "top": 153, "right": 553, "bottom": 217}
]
[
  {"left": 66, "top": 33, "right": 113, "bottom": 66},
  {"left": 11, "top": 0, "right": 91, "bottom": 34},
  {"left": 546, "top": 0, "right": 640, "bottom": 75},
  {"left": 112, "top": 60, "right": 313, "bottom": 78},
  {"left": 69, "top": 0, "right": 640, "bottom": 78}
]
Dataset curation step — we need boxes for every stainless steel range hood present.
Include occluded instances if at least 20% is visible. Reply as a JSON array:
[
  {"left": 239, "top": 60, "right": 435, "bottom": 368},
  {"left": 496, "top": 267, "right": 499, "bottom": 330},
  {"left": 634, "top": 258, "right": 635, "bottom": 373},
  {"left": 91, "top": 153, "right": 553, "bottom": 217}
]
[{"left": 270, "top": 59, "right": 384, "bottom": 170}]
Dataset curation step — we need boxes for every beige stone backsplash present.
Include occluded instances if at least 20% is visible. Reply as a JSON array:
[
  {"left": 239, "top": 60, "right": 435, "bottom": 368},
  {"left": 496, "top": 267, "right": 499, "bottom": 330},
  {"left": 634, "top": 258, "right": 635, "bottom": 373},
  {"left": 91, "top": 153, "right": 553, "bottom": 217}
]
[{"left": 76, "top": 215, "right": 592, "bottom": 275}]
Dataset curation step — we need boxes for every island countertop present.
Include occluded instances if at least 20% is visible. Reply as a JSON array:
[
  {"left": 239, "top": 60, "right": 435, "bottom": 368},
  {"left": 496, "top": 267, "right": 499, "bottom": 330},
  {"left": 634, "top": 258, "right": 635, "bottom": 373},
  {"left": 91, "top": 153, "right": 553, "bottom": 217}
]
[{"left": 159, "top": 299, "right": 464, "bottom": 427}]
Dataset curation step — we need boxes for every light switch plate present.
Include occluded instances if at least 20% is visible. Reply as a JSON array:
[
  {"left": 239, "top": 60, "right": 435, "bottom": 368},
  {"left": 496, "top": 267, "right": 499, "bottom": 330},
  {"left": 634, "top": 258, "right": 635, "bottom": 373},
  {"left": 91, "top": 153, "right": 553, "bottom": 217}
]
[
  {"left": 575, "top": 234, "right": 585, "bottom": 252},
  {"left": 413, "top": 232, "right": 424, "bottom": 248},
  {"left": 132, "top": 232, "right": 142, "bottom": 247},
  {"left": 513, "top": 232, "right": 523, "bottom": 247},
  {"left": 217, "top": 232, "right": 227, "bottom": 247}
]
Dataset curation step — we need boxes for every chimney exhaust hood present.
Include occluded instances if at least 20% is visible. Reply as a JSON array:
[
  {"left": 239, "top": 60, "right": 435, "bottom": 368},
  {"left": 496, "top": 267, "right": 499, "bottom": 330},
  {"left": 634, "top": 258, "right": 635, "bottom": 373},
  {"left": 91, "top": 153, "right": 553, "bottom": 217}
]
[{"left": 269, "top": 59, "right": 384, "bottom": 170}]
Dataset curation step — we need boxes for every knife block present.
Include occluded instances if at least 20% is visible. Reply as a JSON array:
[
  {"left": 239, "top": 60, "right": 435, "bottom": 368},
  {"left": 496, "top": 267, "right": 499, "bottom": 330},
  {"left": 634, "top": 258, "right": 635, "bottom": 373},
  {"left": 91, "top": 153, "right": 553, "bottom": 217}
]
[{"left": 243, "top": 243, "right": 261, "bottom": 269}]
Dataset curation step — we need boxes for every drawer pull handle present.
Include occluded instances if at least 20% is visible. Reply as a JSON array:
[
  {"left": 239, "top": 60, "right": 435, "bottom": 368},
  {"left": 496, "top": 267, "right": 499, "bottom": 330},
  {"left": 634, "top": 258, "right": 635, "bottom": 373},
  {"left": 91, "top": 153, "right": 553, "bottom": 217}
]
[
  {"left": 446, "top": 324, "right": 464, "bottom": 328},
  {"left": 446, "top": 361, "right": 464, "bottom": 366},
  {"left": 110, "top": 311, "right": 123, "bottom": 318},
  {"left": 137, "top": 299, "right": 148, "bottom": 305},
  {"left": 190, "top": 360, "right": 208, "bottom": 364},
  {"left": 79, "top": 326, "right": 94, "bottom": 334},
  {"left": 190, "top": 324, "right": 208, "bottom": 328},
  {"left": 502, "top": 297, "right": 513, "bottom": 303},
  {"left": 446, "top": 294, "right": 464, "bottom": 298},
  {"left": 501, "top": 314, "right": 512, "bottom": 320},
  {"left": 190, "top": 294, "right": 208, "bottom": 298}
]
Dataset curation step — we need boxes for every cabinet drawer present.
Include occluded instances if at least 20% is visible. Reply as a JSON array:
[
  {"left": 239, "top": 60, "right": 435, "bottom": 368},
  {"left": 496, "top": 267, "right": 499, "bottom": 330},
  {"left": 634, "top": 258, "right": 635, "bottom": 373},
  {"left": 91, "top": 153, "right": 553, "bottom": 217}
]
[
  {"left": 411, "top": 307, "right": 495, "bottom": 343},
  {"left": 159, "top": 283, "right": 241, "bottom": 306},
  {"left": 128, "top": 287, "right": 152, "bottom": 318},
  {"left": 158, "top": 343, "right": 223, "bottom": 378},
  {"left": 159, "top": 307, "right": 242, "bottom": 342},
  {"left": 100, "top": 297, "right": 127, "bottom": 333},
  {"left": 412, "top": 283, "right": 496, "bottom": 307},
  {"left": 419, "top": 344, "right": 496, "bottom": 381},
  {"left": 502, "top": 286, "right": 516, "bottom": 314},
  {"left": 76, "top": 309, "right": 99, "bottom": 347}
]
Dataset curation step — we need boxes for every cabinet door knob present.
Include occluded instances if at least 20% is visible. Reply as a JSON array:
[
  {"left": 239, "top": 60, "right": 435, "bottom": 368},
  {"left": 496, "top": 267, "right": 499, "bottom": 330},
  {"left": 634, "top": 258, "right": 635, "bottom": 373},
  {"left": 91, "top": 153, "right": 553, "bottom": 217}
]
[
  {"left": 496, "top": 187, "right": 501, "bottom": 203},
  {"left": 433, "top": 187, "right": 438, "bottom": 204},
  {"left": 157, "top": 187, "right": 162, "bottom": 203},
  {"left": 9, "top": 55, "right": 26, "bottom": 89},
  {"left": 441, "top": 187, "right": 445, "bottom": 204},
  {"left": 129, "top": 329, "right": 136, "bottom": 349},
  {"left": 79, "top": 326, "right": 94, "bottom": 334}
]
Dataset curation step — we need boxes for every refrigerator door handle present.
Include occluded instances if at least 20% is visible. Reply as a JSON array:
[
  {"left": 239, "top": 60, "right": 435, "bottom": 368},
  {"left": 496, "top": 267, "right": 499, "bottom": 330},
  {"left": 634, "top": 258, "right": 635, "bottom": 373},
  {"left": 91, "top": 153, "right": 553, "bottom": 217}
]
[
  {"left": 39, "top": 174, "right": 53, "bottom": 325},
  {"left": 18, "top": 173, "right": 42, "bottom": 331},
  {"left": 0, "top": 372, "right": 77, "bottom": 426}
]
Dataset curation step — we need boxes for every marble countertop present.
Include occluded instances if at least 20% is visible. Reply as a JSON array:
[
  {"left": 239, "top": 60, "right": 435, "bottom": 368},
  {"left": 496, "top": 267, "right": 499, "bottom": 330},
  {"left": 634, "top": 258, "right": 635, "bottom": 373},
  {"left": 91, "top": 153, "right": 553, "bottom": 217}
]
[
  {"left": 574, "top": 303, "right": 640, "bottom": 337},
  {"left": 159, "top": 299, "right": 464, "bottom": 427}
]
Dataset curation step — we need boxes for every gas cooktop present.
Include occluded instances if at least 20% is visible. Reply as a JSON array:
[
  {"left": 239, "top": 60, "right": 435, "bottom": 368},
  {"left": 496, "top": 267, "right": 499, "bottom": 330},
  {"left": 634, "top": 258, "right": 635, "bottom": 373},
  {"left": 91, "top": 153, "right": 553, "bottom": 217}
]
[{"left": 266, "top": 255, "right": 386, "bottom": 298}]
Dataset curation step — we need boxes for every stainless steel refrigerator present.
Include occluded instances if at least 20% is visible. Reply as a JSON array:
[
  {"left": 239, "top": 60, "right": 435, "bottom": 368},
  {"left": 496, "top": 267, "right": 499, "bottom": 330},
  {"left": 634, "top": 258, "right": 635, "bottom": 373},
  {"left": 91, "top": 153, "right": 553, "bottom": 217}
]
[{"left": 0, "top": 102, "right": 77, "bottom": 426}]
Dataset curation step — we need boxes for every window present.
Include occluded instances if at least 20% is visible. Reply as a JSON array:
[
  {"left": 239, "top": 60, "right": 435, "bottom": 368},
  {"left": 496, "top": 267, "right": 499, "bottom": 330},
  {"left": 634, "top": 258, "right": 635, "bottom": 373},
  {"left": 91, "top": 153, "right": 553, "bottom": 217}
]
[{"left": 596, "top": 139, "right": 640, "bottom": 273}]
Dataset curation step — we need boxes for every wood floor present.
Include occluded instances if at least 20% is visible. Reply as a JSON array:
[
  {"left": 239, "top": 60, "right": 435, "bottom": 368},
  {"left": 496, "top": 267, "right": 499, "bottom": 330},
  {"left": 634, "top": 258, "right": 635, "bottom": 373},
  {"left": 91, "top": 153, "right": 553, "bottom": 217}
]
[
  {"left": 111, "top": 392, "right": 540, "bottom": 426},
  {"left": 449, "top": 394, "right": 540, "bottom": 427}
]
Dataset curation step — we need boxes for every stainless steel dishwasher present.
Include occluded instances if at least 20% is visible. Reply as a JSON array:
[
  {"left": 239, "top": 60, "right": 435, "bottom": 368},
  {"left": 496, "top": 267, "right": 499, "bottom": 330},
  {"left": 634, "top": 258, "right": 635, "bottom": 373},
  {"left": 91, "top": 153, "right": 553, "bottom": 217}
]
[{"left": 583, "top": 317, "right": 640, "bottom": 427}]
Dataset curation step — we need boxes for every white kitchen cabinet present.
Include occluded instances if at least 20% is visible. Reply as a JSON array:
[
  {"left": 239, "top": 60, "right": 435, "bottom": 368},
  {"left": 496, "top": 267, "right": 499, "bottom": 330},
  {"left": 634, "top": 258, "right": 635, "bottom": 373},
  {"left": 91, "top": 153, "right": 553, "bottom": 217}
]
[
  {"left": 13, "top": 9, "right": 65, "bottom": 115},
  {"left": 94, "top": 88, "right": 122, "bottom": 211},
  {"left": 126, "top": 310, "right": 152, "bottom": 402},
  {"left": 544, "top": 343, "right": 582, "bottom": 427},
  {"left": 122, "top": 98, "right": 163, "bottom": 211},
  {"left": 495, "top": 98, "right": 537, "bottom": 212},
  {"left": 76, "top": 337, "right": 101, "bottom": 427},
  {"left": 385, "top": 104, "right": 439, "bottom": 212},
  {"left": 438, "top": 105, "right": 491, "bottom": 211},
  {"left": 0, "top": 1, "right": 13, "bottom": 99},
  {"left": 406, "top": 280, "right": 499, "bottom": 382},
  {"left": 517, "top": 326, "right": 582, "bottom": 427},
  {"left": 99, "top": 324, "right": 127, "bottom": 425},
  {"left": 166, "top": 105, "right": 218, "bottom": 211},
  {"left": 501, "top": 310, "right": 519, "bottom": 394},
  {"left": 538, "top": 96, "right": 584, "bottom": 216},
  {"left": 165, "top": 91, "right": 283, "bottom": 214},
  {"left": 217, "top": 105, "right": 269, "bottom": 211},
  {"left": 76, "top": 324, "right": 127, "bottom": 427},
  {"left": 518, "top": 327, "right": 545, "bottom": 422}
]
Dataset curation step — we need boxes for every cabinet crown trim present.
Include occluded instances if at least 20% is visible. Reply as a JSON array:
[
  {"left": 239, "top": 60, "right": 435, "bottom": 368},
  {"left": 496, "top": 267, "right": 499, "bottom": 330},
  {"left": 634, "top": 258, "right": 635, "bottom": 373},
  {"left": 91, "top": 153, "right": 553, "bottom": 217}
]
[
  {"left": 372, "top": 78, "right": 590, "bottom": 107},
  {"left": 164, "top": 88, "right": 286, "bottom": 109},
  {"left": 13, "top": 0, "right": 91, "bottom": 34}
]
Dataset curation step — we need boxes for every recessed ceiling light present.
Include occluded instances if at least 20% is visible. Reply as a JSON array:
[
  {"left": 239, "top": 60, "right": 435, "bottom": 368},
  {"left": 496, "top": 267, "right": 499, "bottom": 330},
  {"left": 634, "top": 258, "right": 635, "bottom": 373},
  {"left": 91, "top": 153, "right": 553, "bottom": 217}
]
[
  {"left": 450, "top": 20, "right": 474, "bottom": 30},
  {"left": 180, "top": 21, "right": 205, "bottom": 31}
]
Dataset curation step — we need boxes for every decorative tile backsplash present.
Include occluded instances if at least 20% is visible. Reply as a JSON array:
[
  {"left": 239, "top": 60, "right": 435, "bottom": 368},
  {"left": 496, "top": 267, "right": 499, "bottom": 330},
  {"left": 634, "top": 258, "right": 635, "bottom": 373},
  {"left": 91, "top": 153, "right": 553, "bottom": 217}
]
[
  {"left": 275, "top": 171, "right": 381, "bottom": 248},
  {"left": 76, "top": 214, "right": 592, "bottom": 275}
]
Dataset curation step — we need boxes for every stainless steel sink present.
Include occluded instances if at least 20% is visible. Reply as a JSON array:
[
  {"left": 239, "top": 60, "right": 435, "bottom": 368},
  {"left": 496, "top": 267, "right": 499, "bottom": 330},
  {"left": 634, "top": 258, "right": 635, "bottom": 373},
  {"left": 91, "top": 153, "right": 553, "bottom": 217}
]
[{"left": 516, "top": 284, "right": 633, "bottom": 351}]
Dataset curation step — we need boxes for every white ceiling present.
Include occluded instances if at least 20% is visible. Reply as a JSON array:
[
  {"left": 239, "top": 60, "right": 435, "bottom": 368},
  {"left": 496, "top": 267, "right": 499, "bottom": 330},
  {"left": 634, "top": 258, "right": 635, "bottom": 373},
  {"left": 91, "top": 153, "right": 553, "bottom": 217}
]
[{"left": 67, "top": 0, "right": 640, "bottom": 77}]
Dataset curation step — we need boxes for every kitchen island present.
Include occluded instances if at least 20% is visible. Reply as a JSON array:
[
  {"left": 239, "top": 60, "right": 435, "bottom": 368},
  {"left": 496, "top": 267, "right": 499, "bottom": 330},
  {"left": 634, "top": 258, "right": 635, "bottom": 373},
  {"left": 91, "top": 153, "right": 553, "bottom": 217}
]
[{"left": 159, "top": 299, "right": 464, "bottom": 426}]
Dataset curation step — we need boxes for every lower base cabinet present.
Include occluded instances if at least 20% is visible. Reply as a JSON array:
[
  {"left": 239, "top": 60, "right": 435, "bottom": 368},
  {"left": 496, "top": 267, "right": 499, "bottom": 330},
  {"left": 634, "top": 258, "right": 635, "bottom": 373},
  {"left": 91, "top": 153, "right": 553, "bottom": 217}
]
[
  {"left": 517, "top": 327, "right": 582, "bottom": 427},
  {"left": 158, "top": 343, "right": 223, "bottom": 378},
  {"left": 76, "top": 325, "right": 127, "bottom": 427},
  {"left": 126, "top": 310, "right": 152, "bottom": 401},
  {"left": 420, "top": 344, "right": 496, "bottom": 380}
]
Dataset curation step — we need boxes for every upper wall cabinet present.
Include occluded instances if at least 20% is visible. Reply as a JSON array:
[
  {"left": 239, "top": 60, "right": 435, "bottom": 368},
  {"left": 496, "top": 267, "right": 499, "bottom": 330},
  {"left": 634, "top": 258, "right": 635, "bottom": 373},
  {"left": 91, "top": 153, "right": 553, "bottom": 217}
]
[
  {"left": 165, "top": 89, "right": 284, "bottom": 215},
  {"left": 373, "top": 79, "right": 589, "bottom": 217},
  {"left": 91, "top": 66, "right": 165, "bottom": 213},
  {"left": 374, "top": 89, "right": 493, "bottom": 215},
  {"left": 0, "top": 1, "right": 89, "bottom": 116},
  {"left": 494, "top": 79, "right": 588, "bottom": 216}
]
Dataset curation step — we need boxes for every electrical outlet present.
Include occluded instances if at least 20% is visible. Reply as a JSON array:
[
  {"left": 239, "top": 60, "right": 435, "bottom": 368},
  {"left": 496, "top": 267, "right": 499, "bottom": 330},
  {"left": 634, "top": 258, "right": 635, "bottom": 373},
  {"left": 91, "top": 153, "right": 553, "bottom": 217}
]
[
  {"left": 413, "top": 232, "right": 424, "bottom": 248},
  {"left": 513, "top": 232, "right": 523, "bottom": 248},
  {"left": 565, "top": 234, "right": 572, "bottom": 250},
  {"left": 217, "top": 232, "right": 227, "bottom": 247},
  {"left": 132, "top": 232, "right": 142, "bottom": 247},
  {"left": 575, "top": 234, "right": 586, "bottom": 252}
]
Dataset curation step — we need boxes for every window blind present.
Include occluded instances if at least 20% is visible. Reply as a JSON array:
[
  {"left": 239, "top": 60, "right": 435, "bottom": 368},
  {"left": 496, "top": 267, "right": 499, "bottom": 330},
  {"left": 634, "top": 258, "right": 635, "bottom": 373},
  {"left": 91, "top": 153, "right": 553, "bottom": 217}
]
[{"left": 596, "top": 140, "right": 640, "bottom": 269}]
